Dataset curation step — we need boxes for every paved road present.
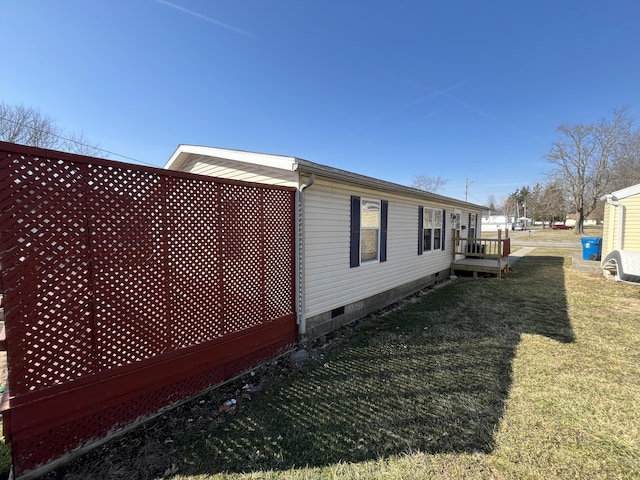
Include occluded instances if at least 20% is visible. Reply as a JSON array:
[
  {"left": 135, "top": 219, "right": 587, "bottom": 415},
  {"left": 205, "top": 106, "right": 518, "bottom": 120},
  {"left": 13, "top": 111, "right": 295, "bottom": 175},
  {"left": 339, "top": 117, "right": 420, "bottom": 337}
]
[
  {"left": 508, "top": 238, "right": 582, "bottom": 266},
  {"left": 510, "top": 239, "right": 581, "bottom": 249},
  {"left": 508, "top": 246, "right": 536, "bottom": 265}
]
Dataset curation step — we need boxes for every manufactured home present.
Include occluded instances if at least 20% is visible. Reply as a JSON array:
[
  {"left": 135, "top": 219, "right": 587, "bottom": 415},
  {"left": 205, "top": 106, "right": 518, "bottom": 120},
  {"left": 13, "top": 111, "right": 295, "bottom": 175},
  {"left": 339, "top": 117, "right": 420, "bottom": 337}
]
[
  {"left": 165, "top": 145, "right": 486, "bottom": 340},
  {"left": 0, "top": 141, "right": 492, "bottom": 476},
  {"left": 601, "top": 183, "right": 640, "bottom": 283}
]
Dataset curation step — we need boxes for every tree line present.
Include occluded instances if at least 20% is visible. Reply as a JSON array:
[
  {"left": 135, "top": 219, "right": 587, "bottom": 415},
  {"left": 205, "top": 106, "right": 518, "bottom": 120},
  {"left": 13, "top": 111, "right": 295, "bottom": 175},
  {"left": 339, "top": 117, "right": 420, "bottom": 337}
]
[
  {"left": 500, "top": 108, "right": 640, "bottom": 234},
  {"left": 413, "top": 107, "right": 640, "bottom": 235}
]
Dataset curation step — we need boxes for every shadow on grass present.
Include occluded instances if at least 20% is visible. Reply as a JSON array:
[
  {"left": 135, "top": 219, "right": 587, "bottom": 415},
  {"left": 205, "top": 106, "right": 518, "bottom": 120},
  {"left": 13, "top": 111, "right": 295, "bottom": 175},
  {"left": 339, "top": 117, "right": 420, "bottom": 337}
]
[
  {"left": 170, "top": 255, "right": 574, "bottom": 475},
  {"left": 44, "top": 255, "right": 574, "bottom": 478}
]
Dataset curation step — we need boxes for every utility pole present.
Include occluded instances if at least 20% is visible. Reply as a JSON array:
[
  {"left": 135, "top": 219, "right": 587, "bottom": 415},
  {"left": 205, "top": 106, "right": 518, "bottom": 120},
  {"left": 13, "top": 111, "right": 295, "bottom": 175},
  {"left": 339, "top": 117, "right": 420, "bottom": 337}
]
[{"left": 464, "top": 178, "right": 474, "bottom": 202}]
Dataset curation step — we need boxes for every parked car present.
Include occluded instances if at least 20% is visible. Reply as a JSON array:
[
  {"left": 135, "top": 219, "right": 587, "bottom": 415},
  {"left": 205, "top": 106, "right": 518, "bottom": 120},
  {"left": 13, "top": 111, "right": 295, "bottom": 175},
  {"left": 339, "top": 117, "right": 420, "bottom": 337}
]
[
  {"left": 513, "top": 222, "right": 526, "bottom": 231},
  {"left": 551, "top": 224, "right": 572, "bottom": 230}
]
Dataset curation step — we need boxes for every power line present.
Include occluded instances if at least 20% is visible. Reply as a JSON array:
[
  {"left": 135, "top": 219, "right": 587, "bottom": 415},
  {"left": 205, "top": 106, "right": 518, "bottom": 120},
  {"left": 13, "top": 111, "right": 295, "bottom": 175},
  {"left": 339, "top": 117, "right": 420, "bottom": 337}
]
[{"left": 0, "top": 113, "right": 159, "bottom": 167}]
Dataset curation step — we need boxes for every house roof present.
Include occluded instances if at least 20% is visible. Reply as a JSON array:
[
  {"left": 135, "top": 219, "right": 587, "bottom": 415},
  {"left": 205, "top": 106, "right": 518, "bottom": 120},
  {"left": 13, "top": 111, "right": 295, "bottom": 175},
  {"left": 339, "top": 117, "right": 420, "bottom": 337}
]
[
  {"left": 606, "top": 182, "right": 640, "bottom": 201},
  {"left": 165, "top": 144, "right": 487, "bottom": 210}
]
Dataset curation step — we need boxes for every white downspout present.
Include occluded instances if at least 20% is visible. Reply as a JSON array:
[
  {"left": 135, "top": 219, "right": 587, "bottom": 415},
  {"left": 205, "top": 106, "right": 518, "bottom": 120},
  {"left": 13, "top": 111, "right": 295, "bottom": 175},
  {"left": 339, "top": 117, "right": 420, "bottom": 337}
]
[
  {"left": 605, "top": 195, "right": 625, "bottom": 250},
  {"left": 295, "top": 173, "right": 315, "bottom": 343}
]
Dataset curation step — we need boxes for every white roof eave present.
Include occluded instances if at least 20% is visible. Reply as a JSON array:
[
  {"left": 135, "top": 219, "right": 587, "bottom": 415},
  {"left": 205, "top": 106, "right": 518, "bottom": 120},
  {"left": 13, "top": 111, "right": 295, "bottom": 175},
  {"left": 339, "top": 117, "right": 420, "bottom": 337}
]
[
  {"left": 606, "top": 183, "right": 640, "bottom": 201},
  {"left": 294, "top": 159, "right": 486, "bottom": 210},
  {"left": 164, "top": 144, "right": 298, "bottom": 172}
]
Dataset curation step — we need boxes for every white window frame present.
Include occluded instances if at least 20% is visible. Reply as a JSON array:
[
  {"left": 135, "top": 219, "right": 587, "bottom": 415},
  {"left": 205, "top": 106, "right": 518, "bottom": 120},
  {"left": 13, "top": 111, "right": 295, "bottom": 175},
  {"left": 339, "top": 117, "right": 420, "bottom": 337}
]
[
  {"left": 423, "top": 207, "right": 443, "bottom": 252},
  {"left": 360, "top": 198, "right": 381, "bottom": 264}
]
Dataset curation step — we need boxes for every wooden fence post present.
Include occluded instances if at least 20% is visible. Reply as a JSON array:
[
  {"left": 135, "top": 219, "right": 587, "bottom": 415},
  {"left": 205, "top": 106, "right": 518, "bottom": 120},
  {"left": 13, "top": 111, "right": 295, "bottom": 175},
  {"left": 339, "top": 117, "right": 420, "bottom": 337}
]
[{"left": 451, "top": 229, "right": 457, "bottom": 261}]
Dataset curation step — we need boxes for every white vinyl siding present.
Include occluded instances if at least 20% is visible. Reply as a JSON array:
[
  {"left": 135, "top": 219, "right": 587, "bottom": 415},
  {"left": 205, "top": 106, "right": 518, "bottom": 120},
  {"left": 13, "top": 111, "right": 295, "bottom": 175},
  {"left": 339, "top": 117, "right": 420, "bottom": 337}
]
[
  {"left": 181, "top": 156, "right": 298, "bottom": 187},
  {"left": 303, "top": 180, "right": 454, "bottom": 319},
  {"left": 166, "top": 152, "right": 485, "bottom": 322}
]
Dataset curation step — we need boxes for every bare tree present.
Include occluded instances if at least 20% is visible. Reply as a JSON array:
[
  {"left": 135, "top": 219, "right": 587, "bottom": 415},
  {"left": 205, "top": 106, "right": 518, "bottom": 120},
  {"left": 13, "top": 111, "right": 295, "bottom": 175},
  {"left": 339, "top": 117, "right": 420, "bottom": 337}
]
[
  {"left": 410, "top": 174, "right": 448, "bottom": 193},
  {"left": 525, "top": 183, "right": 543, "bottom": 224},
  {"left": 0, "top": 102, "right": 99, "bottom": 155},
  {"left": 544, "top": 108, "right": 633, "bottom": 234},
  {"left": 486, "top": 194, "right": 497, "bottom": 211},
  {"left": 497, "top": 194, "right": 515, "bottom": 226},
  {"left": 538, "top": 179, "right": 569, "bottom": 226},
  {"left": 610, "top": 129, "right": 640, "bottom": 191}
]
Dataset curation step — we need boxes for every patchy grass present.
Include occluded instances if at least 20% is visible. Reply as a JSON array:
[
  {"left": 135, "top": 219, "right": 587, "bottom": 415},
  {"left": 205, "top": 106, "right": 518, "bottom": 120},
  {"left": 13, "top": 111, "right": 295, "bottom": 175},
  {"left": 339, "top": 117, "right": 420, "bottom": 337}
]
[{"left": 30, "top": 249, "right": 640, "bottom": 479}]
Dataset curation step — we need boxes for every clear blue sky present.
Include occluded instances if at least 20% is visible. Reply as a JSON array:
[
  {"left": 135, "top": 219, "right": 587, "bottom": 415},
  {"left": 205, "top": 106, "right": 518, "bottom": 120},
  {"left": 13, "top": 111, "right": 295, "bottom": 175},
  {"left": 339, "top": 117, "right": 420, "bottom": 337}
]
[{"left": 3, "top": 1, "right": 640, "bottom": 204}]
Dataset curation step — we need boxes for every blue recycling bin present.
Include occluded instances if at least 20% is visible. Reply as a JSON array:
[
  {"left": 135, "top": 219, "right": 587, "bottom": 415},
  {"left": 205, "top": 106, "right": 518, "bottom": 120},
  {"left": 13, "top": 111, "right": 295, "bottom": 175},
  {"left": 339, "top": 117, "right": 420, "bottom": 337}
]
[{"left": 581, "top": 237, "right": 602, "bottom": 261}]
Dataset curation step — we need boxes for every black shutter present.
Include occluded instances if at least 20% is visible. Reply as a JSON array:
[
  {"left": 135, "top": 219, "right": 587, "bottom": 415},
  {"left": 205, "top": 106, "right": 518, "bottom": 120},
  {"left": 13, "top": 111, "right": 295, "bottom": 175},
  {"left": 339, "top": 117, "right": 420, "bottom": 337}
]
[
  {"left": 468, "top": 212, "right": 472, "bottom": 237},
  {"left": 418, "top": 206, "right": 424, "bottom": 255},
  {"left": 350, "top": 196, "right": 361, "bottom": 268},
  {"left": 380, "top": 200, "right": 388, "bottom": 262},
  {"left": 442, "top": 209, "right": 446, "bottom": 250}
]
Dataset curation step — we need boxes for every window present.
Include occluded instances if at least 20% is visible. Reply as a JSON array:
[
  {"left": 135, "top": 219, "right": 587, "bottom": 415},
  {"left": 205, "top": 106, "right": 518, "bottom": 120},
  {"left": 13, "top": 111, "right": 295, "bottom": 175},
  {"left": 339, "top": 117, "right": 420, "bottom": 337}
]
[
  {"left": 360, "top": 199, "right": 380, "bottom": 262},
  {"left": 350, "top": 196, "right": 388, "bottom": 267},
  {"left": 418, "top": 207, "right": 443, "bottom": 254},
  {"left": 469, "top": 213, "right": 477, "bottom": 238}
]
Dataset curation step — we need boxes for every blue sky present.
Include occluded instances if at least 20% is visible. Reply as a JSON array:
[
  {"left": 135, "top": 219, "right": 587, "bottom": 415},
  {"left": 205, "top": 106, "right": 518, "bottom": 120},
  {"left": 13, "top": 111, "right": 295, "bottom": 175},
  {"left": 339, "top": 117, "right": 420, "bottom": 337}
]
[{"left": 2, "top": 1, "right": 640, "bottom": 204}]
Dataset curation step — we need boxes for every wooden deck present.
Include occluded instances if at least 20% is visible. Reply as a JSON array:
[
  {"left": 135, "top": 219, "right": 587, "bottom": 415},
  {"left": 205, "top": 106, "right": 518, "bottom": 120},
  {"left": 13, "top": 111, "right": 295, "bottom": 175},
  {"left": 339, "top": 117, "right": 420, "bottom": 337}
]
[
  {"left": 450, "top": 230, "right": 511, "bottom": 279},
  {"left": 451, "top": 256, "right": 510, "bottom": 278}
]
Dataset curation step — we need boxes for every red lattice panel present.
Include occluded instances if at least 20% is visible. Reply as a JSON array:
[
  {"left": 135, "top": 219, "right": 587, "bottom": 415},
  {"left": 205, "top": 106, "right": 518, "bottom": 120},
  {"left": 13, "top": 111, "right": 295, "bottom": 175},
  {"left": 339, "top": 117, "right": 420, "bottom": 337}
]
[
  {"left": 0, "top": 142, "right": 297, "bottom": 479},
  {"left": 219, "top": 183, "right": 264, "bottom": 333},
  {"left": 0, "top": 155, "right": 95, "bottom": 394},
  {"left": 263, "top": 188, "right": 297, "bottom": 320},
  {"left": 166, "top": 176, "right": 223, "bottom": 348},
  {"left": 88, "top": 164, "right": 170, "bottom": 367}
]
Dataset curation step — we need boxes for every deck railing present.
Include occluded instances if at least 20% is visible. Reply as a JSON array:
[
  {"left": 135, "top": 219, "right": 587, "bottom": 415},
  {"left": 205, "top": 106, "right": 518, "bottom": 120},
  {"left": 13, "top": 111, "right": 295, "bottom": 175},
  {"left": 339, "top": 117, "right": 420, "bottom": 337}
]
[{"left": 452, "top": 229, "right": 511, "bottom": 261}]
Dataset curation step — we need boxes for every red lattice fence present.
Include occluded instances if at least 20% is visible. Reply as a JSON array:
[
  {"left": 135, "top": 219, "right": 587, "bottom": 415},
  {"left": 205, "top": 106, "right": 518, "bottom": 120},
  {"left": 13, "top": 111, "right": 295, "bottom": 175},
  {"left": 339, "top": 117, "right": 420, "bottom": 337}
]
[{"left": 0, "top": 142, "right": 298, "bottom": 478}]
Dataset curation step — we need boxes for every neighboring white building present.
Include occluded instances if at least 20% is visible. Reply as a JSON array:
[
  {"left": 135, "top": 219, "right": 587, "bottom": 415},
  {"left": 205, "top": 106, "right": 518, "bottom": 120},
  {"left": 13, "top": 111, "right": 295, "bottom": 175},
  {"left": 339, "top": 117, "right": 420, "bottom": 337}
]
[
  {"left": 565, "top": 213, "right": 600, "bottom": 227},
  {"left": 165, "top": 145, "right": 485, "bottom": 340},
  {"left": 482, "top": 211, "right": 536, "bottom": 231},
  {"left": 482, "top": 211, "right": 511, "bottom": 232}
]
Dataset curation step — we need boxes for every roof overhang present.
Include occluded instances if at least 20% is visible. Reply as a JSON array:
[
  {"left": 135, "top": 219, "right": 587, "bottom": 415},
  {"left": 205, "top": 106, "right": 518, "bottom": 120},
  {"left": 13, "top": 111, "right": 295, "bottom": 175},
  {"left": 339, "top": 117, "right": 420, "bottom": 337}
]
[
  {"left": 164, "top": 144, "right": 298, "bottom": 172},
  {"left": 602, "top": 182, "right": 640, "bottom": 202},
  {"left": 294, "top": 158, "right": 486, "bottom": 210},
  {"left": 164, "top": 144, "right": 486, "bottom": 211}
]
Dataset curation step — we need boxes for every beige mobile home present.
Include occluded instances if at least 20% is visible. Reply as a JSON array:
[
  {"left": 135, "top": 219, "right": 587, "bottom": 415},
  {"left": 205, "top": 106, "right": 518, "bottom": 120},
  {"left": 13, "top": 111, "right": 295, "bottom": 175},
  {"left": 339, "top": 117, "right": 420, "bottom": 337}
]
[
  {"left": 165, "top": 145, "right": 485, "bottom": 340},
  {"left": 601, "top": 183, "right": 640, "bottom": 283}
]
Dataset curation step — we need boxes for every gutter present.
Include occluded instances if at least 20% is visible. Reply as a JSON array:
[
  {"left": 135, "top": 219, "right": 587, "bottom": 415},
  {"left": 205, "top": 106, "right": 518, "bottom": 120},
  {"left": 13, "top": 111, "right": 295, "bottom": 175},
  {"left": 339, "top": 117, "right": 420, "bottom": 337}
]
[
  {"left": 295, "top": 173, "right": 315, "bottom": 343},
  {"left": 604, "top": 194, "right": 625, "bottom": 250},
  {"left": 293, "top": 159, "right": 486, "bottom": 211}
]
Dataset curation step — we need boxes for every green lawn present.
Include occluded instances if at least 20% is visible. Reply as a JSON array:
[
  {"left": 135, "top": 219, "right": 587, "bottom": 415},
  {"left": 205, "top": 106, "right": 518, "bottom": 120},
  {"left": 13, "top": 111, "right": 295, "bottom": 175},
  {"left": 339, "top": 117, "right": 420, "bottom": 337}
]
[{"left": 16, "top": 247, "right": 640, "bottom": 479}]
